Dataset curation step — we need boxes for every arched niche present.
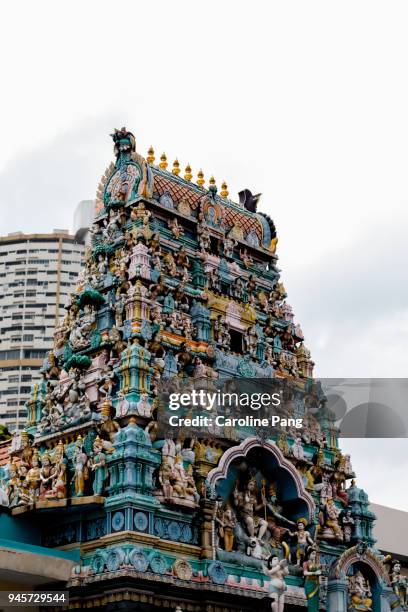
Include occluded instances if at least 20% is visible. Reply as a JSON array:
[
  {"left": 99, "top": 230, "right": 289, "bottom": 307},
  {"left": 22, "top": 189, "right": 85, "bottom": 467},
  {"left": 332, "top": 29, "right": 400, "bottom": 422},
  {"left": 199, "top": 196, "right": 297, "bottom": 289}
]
[
  {"left": 207, "top": 437, "right": 315, "bottom": 523},
  {"left": 327, "top": 545, "right": 401, "bottom": 612}
]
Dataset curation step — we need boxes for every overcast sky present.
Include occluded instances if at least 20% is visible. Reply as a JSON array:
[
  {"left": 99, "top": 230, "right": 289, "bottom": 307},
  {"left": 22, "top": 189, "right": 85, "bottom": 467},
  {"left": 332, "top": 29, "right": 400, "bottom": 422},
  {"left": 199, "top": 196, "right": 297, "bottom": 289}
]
[{"left": 0, "top": 1, "right": 407, "bottom": 511}]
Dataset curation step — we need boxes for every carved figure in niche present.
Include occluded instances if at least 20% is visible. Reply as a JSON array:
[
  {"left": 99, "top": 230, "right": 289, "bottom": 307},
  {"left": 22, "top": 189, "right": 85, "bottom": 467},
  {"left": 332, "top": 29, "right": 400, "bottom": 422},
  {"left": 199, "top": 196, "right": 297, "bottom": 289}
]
[
  {"left": 172, "top": 455, "right": 198, "bottom": 502},
  {"left": 162, "top": 290, "right": 175, "bottom": 314},
  {"left": 26, "top": 451, "right": 41, "bottom": 500},
  {"left": 102, "top": 209, "right": 121, "bottom": 240},
  {"left": 176, "top": 343, "right": 193, "bottom": 373},
  {"left": 44, "top": 457, "right": 67, "bottom": 501},
  {"left": 216, "top": 505, "right": 237, "bottom": 552},
  {"left": 240, "top": 248, "right": 253, "bottom": 269},
  {"left": 136, "top": 393, "right": 151, "bottom": 417},
  {"left": 162, "top": 438, "right": 177, "bottom": 466},
  {"left": 168, "top": 217, "right": 184, "bottom": 239},
  {"left": 181, "top": 314, "right": 195, "bottom": 339},
  {"left": 72, "top": 437, "right": 88, "bottom": 497},
  {"left": 390, "top": 561, "right": 407, "bottom": 606},
  {"left": 97, "top": 402, "right": 119, "bottom": 450},
  {"left": 292, "top": 436, "right": 305, "bottom": 460},
  {"left": 233, "top": 477, "right": 268, "bottom": 542},
  {"left": 123, "top": 230, "right": 135, "bottom": 249},
  {"left": 90, "top": 437, "right": 107, "bottom": 496},
  {"left": 149, "top": 330, "right": 166, "bottom": 370},
  {"left": 341, "top": 509, "right": 354, "bottom": 543},
  {"left": 98, "top": 365, "right": 115, "bottom": 400},
  {"left": 158, "top": 456, "right": 173, "bottom": 499},
  {"left": 185, "top": 464, "right": 200, "bottom": 502},
  {"left": 207, "top": 267, "right": 221, "bottom": 293},
  {"left": 321, "top": 498, "right": 343, "bottom": 541},
  {"left": 14, "top": 465, "right": 31, "bottom": 505},
  {"left": 213, "top": 315, "right": 231, "bottom": 349},
  {"left": 69, "top": 304, "right": 96, "bottom": 349},
  {"left": 39, "top": 453, "right": 55, "bottom": 499},
  {"left": 232, "top": 276, "right": 245, "bottom": 300},
  {"left": 348, "top": 571, "right": 372, "bottom": 611},
  {"left": 114, "top": 290, "right": 126, "bottom": 327},
  {"left": 223, "top": 229, "right": 237, "bottom": 258},
  {"left": 197, "top": 223, "right": 211, "bottom": 252},
  {"left": 116, "top": 391, "right": 130, "bottom": 417},
  {"left": 303, "top": 548, "right": 322, "bottom": 612},
  {"left": 244, "top": 325, "right": 260, "bottom": 358},
  {"left": 97, "top": 254, "right": 108, "bottom": 278},
  {"left": 109, "top": 326, "right": 127, "bottom": 358},
  {"left": 264, "top": 556, "right": 289, "bottom": 612},
  {"left": 7, "top": 461, "right": 22, "bottom": 507},
  {"left": 344, "top": 454, "right": 353, "bottom": 475},
  {"left": 163, "top": 251, "right": 178, "bottom": 276},
  {"left": 288, "top": 518, "right": 314, "bottom": 566},
  {"left": 315, "top": 473, "right": 333, "bottom": 507}
]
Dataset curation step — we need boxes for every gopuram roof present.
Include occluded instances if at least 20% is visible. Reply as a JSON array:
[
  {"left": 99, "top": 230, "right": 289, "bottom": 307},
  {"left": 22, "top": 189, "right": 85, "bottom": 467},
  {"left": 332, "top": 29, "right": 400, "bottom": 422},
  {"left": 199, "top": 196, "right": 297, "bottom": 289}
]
[{"left": 0, "top": 128, "right": 400, "bottom": 612}]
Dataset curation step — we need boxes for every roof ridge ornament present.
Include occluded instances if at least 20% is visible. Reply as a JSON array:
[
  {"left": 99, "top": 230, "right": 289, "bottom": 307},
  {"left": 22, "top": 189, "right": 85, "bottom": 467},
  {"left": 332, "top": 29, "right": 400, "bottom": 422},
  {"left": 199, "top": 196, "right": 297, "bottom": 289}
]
[
  {"left": 110, "top": 127, "right": 136, "bottom": 160},
  {"left": 238, "top": 188, "right": 262, "bottom": 213}
]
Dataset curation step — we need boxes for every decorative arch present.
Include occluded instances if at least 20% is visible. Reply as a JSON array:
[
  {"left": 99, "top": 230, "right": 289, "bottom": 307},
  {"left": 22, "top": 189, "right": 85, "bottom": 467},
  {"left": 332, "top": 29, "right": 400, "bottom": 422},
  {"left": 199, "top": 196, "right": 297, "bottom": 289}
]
[
  {"left": 329, "top": 544, "right": 390, "bottom": 585},
  {"left": 207, "top": 436, "right": 315, "bottom": 521}
]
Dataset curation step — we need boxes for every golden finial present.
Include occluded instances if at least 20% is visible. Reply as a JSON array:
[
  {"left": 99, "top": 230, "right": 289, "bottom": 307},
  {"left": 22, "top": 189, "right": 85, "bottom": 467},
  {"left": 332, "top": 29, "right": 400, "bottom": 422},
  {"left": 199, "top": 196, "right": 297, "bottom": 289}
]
[
  {"left": 147, "top": 146, "right": 155, "bottom": 164},
  {"left": 197, "top": 169, "right": 205, "bottom": 187},
  {"left": 220, "top": 181, "right": 229, "bottom": 197},
  {"left": 209, "top": 176, "right": 216, "bottom": 187},
  {"left": 101, "top": 400, "right": 112, "bottom": 417},
  {"left": 172, "top": 158, "right": 180, "bottom": 176},
  {"left": 159, "top": 153, "right": 168, "bottom": 170},
  {"left": 184, "top": 163, "right": 192, "bottom": 181}
]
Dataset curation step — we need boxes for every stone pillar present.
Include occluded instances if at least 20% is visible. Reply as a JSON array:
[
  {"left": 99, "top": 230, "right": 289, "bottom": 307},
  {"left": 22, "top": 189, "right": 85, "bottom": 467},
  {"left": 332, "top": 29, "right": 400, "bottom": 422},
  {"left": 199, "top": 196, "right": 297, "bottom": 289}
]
[
  {"left": 327, "top": 578, "right": 348, "bottom": 612},
  {"left": 200, "top": 498, "right": 217, "bottom": 559}
]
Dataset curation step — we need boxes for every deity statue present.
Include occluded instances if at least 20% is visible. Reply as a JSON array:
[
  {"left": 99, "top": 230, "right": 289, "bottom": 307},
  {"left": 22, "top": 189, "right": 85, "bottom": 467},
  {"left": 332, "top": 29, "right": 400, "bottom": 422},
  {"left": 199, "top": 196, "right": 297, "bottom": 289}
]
[
  {"left": 163, "top": 251, "right": 178, "bottom": 276},
  {"left": 348, "top": 571, "right": 372, "bottom": 611},
  {"left": 288, "top": 518, "right": 314, "bottom": 566},
  {"left": 44, "top": 457, "right": 67, "bottom": 501},
  {"left": 303, "top": 548, "right": 322, "bottom": 612},
  {"left": 240, "top": 248, "right": 253, "bottom": 269},
  {"left": 25, "top": 451, "right": 41, "bottom": 501},
  {"left": 73, "top": 436, "right": 88, "bottom": 497},
  {"left": 69, "top": 304, "right": 96, "bottom": 349},
  {"left": 233, "top": 478, "right": 268, "bottom": 542},
  {"left": 390, "top": 561, "right": 407, "bottom": 606},
  {"left": 223, "top": 229, "right": 237, "bottom": 258},
  {"left": 244, "top": 325, "right": 260, "bottom": 358},
  {"left": 216, "top": 505, "right": 237, "bottom": 552},
  {"left": 115, "top": 391, "right": 130, "bottom": 417},
  {"left": 98, "top": 365, "right": 115, "bottom": 401},
  {"left": 197, "top": 223, "right": 211, "bottom": 252},
  {"left": 39, "top": 453, "right": 55, "bottom": 499},
  {"left": 341, "top": 509, "right": 355, "bottom": 543},
  {"left": 264, "top": 556, "right": 289, "bottom": 612},
  {"left": 292, "top": 437, "right": 305, "bottom": 460},
  {"left": 321, "top": 498, "right": 343, "bottom": 541},
  {"left": 136, "top": 393, "right": 152, "bottom": 417},
  {"left": 168, "top": 217, "right": 184, "bottom": 239},
  {"left": 158, "top": 456, "right": 174, "bottom": 499},
  {"left": 90, "top": 437, "right": 108, "bottom": 496}
]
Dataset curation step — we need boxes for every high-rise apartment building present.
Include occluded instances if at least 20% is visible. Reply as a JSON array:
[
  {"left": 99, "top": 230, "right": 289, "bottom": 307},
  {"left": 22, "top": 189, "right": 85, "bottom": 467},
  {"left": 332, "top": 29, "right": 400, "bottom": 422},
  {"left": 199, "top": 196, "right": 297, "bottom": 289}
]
[{"left": 0, "top": 229, "right": 85, "bottom": 431}]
